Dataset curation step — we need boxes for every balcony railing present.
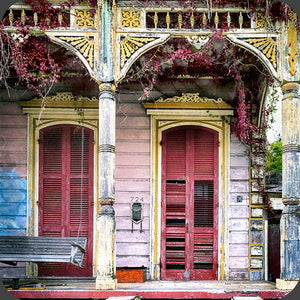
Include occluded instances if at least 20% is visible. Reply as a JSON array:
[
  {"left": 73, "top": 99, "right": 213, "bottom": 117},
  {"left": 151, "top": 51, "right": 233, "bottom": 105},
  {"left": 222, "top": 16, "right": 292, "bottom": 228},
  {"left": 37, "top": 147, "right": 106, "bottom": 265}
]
[
  {"left": 2, "top": 5, "right": 270, "bottom": 32},
  {"left": 145, "top": 10, "right": 253, "bottom": 30},
  {"left": 1, "top": 5, "right": 96, "bottom": 29}
]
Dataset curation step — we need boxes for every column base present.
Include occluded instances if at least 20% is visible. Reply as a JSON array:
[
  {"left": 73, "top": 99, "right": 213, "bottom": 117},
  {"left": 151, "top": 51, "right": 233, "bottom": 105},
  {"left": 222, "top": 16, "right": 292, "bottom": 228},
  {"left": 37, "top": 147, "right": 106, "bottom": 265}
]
[
  {"left": 96, "top": 276, "right": 117, "bottom": 290},
  {"left": 276, "top": 279, "right": 299, "bottom": 290}
]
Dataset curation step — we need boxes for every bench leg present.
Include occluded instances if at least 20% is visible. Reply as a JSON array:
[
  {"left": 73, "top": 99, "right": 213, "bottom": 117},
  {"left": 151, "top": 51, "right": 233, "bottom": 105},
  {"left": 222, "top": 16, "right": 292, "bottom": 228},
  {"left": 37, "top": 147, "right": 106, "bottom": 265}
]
[{"left": 12, "top": 278, "right": 20, "bottom": 290}]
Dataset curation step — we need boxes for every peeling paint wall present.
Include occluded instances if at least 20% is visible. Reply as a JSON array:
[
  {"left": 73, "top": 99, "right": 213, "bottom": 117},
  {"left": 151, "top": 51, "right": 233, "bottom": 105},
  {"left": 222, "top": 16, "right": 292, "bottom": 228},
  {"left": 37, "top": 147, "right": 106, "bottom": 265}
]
[
  {"left": 0, "top": 99, "right": 27, "bottom": 277},
  {"left": 228, "top": 134, "right": 250, "bottom": 280}
]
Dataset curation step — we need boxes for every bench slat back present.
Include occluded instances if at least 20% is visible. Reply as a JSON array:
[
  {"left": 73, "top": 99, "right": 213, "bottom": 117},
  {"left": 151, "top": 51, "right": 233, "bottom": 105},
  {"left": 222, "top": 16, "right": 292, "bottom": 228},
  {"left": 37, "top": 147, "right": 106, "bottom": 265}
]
[{"left": 0, "top": 236, "right": 86, "bottom": 266}]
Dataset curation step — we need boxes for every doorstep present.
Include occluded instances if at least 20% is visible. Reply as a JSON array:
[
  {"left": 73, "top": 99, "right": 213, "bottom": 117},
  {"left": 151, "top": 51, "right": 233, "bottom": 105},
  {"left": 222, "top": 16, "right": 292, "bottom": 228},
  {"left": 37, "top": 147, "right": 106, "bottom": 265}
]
[{"left": 4, "top": 279, "right": 291, "bottom": 299}]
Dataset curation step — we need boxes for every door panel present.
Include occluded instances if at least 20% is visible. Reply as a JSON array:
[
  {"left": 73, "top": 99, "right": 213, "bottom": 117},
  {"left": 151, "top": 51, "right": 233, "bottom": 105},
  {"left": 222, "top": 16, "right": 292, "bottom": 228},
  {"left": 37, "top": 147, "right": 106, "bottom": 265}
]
[
  {"left": 38, "top": 125, "right": 94, "bottom": 276},
  {"left": 161, "top": 126, "right": 218, "bottom": 280}
]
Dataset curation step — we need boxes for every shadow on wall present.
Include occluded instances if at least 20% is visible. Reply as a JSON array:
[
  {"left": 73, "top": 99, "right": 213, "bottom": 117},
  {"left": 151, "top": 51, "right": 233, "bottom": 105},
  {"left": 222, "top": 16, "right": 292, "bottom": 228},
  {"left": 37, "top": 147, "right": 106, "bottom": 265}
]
[{"left": 0, "top": 170, "right": 27, "bottom": 236}]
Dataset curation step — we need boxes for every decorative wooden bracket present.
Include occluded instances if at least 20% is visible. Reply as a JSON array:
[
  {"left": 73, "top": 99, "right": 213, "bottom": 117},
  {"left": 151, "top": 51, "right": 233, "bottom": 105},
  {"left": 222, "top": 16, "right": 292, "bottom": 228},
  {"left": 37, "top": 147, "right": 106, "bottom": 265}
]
[
  {"left": 46, "top": 33, "right": 96, "bottom": 79},
  {"left": 226, "top": 34, "right": 279, "bottom": 79},
  {"left": 115, "top": 33, "right": 170, "bottom": 83}
]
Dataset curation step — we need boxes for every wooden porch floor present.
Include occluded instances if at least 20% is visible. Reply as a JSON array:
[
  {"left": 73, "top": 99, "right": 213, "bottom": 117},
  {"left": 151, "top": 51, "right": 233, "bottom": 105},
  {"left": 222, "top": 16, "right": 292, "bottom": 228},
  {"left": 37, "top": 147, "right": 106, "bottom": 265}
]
[{"left": 4, "top": 278, "right": 291, "bottom": 299}]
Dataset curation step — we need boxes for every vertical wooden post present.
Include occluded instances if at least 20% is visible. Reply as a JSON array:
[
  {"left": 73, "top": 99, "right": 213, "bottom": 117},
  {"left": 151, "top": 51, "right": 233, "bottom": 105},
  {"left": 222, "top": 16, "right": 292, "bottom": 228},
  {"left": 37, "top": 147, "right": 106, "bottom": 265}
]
[
  {"left": 94, "top": 0, "right": 117, "bottom": 290},
  {"left": 95, "top": 82, "right": 117, "bottom": 290},
  {"left": 276, "top": 82, "right": 300, "bottom": 290}
]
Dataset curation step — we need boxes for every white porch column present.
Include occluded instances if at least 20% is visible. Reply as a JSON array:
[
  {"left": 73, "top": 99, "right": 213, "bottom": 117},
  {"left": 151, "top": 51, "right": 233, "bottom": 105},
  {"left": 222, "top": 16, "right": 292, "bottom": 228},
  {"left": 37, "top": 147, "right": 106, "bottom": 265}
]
[
  {"left": 95, "top": 82, "right": 117, "bottom": 290},
  {"left": 276, "top": 82, "right": 300, "bottom": 290},
  {"left": 94, "top": 0, "right": 117, "bottom": 289}
]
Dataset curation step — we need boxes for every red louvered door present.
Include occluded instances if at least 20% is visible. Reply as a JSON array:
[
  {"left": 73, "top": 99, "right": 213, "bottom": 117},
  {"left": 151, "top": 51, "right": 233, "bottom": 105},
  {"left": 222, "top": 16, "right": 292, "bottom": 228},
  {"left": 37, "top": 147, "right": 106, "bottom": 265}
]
[
  {"left": 38, "top": 125, "right": 93, "bottom": 276},
  {"left": 161, "top": 126, "right": 218, "bottom": 280}
]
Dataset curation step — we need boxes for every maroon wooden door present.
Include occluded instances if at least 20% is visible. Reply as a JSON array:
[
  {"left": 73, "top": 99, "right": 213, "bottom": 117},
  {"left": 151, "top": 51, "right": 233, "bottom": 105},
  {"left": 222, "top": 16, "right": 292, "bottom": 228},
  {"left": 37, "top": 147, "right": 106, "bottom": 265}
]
[
  {"left": 38, "top": 125, "right": 94, "bottom": 276},
  {"left": 161, "top": 126, "right": 218, "bottom": 280}
]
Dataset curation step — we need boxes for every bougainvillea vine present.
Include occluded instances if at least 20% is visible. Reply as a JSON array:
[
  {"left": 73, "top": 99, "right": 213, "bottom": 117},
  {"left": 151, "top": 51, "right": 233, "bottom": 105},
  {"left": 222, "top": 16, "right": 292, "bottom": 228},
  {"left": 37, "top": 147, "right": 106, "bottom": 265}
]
[{"left": 0, "top": 0, "right": 97, "bottom": 96}]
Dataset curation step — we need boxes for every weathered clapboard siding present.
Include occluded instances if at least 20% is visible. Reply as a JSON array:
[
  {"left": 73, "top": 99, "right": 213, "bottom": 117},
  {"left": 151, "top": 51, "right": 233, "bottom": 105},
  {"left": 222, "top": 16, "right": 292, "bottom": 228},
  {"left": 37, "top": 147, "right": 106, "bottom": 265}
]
[
  {"left": 0, "top": 99, "right": 27, "bottom": 278},
  {"left": 228, "top": 133, "right": 249, "bottom": 280},
  {"left": 115, "top": 203, "right": 150, "bottom": 216},
  {"left": 116, "top": 217, "right": 150, "bottom": 230},
  {"left": 115, "top": 99, "right": 151, "bottom": 269}
]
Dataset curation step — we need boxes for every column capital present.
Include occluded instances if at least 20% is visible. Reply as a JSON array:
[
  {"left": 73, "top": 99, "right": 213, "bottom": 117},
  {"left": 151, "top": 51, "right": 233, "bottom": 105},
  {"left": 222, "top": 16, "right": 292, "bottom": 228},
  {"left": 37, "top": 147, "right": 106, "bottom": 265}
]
[
  {"left": 282, "top": 199, "right": 300, "bottom": 209},
  {"left": 99, "top": 198, "right": 115, "bottom": 206},
  {"left": 281, "top": 82, "right": 300, "bottom": 99},
  {"left": 97, "top": 81, "right": 117, "bottom": 93},
  {"left": 99, "top": 203, "right": 115, "bottom": 215},
  {"left": 99, "top": 144, "right": 115, "bottom": 153}
]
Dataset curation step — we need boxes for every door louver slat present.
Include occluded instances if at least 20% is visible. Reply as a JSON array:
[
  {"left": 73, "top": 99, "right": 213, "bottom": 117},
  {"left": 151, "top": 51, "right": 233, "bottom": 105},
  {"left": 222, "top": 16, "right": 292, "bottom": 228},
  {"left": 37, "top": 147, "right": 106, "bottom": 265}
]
[
  {"left": 42, "top": 179, "right": 62, "bottom": 226},
  {"left": 43, "top": 129, "right": 62, "bottom": 174},
  {"left": 166, "top": 130, "right": 186, "bottom": 179},
  {"left": 194, "top": 130, "right": 214, "bottom": 176},
  {"left": 70, "top": 178, "right": 89, "bottom": 226},
  {"left": 166, "top": 181, "right": 186, "bottom": 227},
  {"left": 70, "top": 132, "right": 89, "bottom": 174},
  {"left": 194, "top": 181, "right": 214, "bottom": 227},
  {"left": 194, "top": 233, "right": 214, "bottom": 269},
  {"left": 166, "top": 233, "right": 185, "bottom": 269}
]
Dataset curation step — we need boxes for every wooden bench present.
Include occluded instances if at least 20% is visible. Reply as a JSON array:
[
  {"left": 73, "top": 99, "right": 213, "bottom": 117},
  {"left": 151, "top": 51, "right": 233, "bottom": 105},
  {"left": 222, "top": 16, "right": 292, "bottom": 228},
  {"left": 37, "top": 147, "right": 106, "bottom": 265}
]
[{"left": 0, "top": 236, "right": 86, "bottom": 267}]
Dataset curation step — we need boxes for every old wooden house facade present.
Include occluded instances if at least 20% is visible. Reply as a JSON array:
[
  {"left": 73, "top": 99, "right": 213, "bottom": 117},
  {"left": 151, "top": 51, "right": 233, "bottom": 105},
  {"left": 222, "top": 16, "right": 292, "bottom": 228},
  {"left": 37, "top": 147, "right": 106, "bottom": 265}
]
[{"left": 0, "top": 0, "right": 299, "bottom": 297}]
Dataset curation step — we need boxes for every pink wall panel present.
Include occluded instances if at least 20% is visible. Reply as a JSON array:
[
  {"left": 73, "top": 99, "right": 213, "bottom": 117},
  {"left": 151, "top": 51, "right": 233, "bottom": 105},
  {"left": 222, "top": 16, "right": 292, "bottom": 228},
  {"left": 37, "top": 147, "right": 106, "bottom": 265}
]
[
  {"left": 116, "top": 153, "right": 150, "bottom": 166},
  {"left": 115, "top": 100, "right": 151, "bottom": 269}
]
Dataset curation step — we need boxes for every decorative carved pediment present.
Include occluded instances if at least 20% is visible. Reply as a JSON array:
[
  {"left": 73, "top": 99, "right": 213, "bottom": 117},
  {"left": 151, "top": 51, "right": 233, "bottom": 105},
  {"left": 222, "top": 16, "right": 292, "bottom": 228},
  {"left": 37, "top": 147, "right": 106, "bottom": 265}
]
[
  {"left": 143, "top": 93, "right": 232, "bottom": 109},
  {"left": 19, "top": 92, "right": 98, "bottom": 108},
  {"left": 156, "top": 93, "right": 224, "bottom": 103}
]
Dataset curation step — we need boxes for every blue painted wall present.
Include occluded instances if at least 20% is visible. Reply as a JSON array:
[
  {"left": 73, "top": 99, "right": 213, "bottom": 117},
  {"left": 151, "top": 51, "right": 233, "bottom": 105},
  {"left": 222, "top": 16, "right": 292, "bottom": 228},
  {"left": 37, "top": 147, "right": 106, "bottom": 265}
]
[{"left": 0, "top": 169, "right": 27, "bottom": 236}]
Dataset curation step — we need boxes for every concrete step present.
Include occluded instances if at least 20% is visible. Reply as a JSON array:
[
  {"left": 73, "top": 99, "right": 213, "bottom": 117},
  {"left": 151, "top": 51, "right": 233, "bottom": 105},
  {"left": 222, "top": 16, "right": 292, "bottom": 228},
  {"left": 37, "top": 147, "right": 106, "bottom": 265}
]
[
  {"left": 106, "top": 297, "right": 137, "bottom": 300},
  {"left": 232, "top": 297, "right": 263, "bottom": 300}
]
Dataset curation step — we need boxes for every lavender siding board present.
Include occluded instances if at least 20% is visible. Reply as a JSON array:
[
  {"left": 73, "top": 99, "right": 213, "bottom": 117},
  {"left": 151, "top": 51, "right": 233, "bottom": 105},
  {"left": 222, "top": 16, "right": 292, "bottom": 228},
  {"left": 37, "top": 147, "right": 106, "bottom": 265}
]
[
  {"left": 229, "top": 256, "right": 248, "bottom": 268},
  {"left": 230, "top": 181, "right": 249, "bottom": 193},
  {"left": 116, "top": 256, "right": 149, "bottom": 268},
  {"left": 0, "top": 100, "right": 27, "bottom": 278},
  {"left": 0, "top": 151, "right": 27, "bottom": 164},
  {"left": 117, "top": 103, "right": 146, "bottom": 114},
  {"left": 115, "top": 166, "right": 150, "bottom": 179},
  {"left": 116, "top": 242, "right": 149, "bottom": 256},
  {"left": 229, "top": 206, "right": 249, "bottom": 218},
  {"left": 0, "top": 127, "right": 27, "bottom": 139},
  {"left": 116, "top": 154, "right": 150, "bottom": 166},
  {"left": 230, "top": 168, "right": 249, "bottom": 180},
  {"left": 117, "top": 116, "right": 150, "bottom": 128},
  {"left": 0, "top": 138, "right": 27, "bottom": 151},
  {"left": 229, "top": 134, "right": 250, "bottom": 280},
  {"left": 0, "top": 115, "right": 27, "bottom": 126},
  {"left": 229, "top": 244, "right": 248, "bottom": 256},
  {"left": 229, "top": 219, "right": 248, "bottom": 231},
  {"left": 114, "top": 203, "right": 150, "bottom": 217},
  {"left": 229, "top": 192, "right": 249, "bottom": 204},
  {"left": 116, "top": 216, "right": 150, "bottom": 230},
  {"left": 117, "top": 141, "right": 150, "bottom": 153},
  {"left": 229, "top": 232, "right": 248, "bottom": 244},
  {"left": 116, "top": 180, "right": 150, "bottom": 192},
  {"left": 116, "top": 230, "right": 150, "bottom": 243},
  {"left": 116, "top": 129, "right": 150, "bottom": 140},
  {"left": 115, "top": 100, "right": 151, "bottom": 268}
]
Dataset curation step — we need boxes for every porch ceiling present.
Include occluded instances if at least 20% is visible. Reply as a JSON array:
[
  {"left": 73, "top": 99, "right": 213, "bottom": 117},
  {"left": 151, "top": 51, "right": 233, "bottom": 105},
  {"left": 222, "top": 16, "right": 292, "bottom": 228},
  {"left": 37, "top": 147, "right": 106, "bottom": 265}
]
[{"left": 119, "top": 37, "right": 267, "bottom": 109}]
